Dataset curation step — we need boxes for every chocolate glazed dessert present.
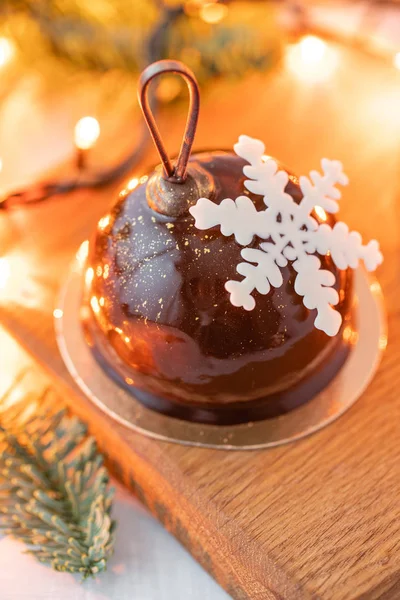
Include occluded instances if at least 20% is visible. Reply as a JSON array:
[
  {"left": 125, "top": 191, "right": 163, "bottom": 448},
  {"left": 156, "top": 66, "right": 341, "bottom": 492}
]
[{"left": 81, "top": 60, "right": 355, "bottom": 425}]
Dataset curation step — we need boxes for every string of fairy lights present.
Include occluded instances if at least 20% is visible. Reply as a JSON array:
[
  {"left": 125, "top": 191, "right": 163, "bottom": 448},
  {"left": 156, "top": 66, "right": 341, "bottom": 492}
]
[{"left": 0, "top": 0, "right": 399, "bottom": 209}]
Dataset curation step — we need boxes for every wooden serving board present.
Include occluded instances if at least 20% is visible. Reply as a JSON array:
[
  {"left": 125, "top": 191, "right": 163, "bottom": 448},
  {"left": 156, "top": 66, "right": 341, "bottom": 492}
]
[{"left": 1, "top": 44, "right": 400, "bottom": 599}]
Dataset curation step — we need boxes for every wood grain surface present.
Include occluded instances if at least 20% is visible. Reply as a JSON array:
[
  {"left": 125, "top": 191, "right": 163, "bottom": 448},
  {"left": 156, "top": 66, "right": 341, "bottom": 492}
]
[{"left": 1, "top": 43, "right": 400, "bottom": 599}]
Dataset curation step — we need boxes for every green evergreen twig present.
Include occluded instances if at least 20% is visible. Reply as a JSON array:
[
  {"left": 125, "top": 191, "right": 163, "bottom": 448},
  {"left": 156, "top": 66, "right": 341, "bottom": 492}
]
[{"left": 0, "top": 377, "right": 116, "bottom": 579}]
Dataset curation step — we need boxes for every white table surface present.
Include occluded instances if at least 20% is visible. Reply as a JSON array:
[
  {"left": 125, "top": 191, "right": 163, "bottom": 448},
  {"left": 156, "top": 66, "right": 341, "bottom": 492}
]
[{"left": 0, "top": 482, "right": 231, "bottom": 600}]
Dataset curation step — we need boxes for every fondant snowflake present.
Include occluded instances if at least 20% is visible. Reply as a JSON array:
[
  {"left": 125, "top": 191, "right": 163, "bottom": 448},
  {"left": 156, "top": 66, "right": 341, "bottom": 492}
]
[{"left": 189, "top": 135, "right": 383, "bottom": 337}]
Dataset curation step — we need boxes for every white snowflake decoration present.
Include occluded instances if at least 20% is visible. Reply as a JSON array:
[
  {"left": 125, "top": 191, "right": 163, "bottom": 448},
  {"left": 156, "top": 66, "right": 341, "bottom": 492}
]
[{"left": 189, "top": 135, "right": 383, "bottom": 337}]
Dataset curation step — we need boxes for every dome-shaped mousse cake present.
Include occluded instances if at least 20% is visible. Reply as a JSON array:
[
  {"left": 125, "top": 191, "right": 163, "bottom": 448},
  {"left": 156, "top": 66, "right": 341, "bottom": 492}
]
[
  {"left": 81, "top": 60, "right": 382, "bottom": 426},
  {"left": 82, "top": 148, "right": 355, "bottom": 425}
]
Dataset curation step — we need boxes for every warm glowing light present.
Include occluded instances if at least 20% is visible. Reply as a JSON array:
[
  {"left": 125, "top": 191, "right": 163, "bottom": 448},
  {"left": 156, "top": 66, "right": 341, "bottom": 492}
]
[
  {"left": 115, "top": 327, "right": 123, "bottom": 334},
  {"left": 200, "top": 2, "right": 228, "bottom": 24},
  {"left": 285, "top": 35, "right": 338, "bottom": 82},
  {"left": 127, "top": 177, "right": 139, "bottom": 191},
  {"left": 85, "top": 267, "right": 94, "bottom": 286},
  {"left": 76, "top": 240, "right": 89, "bottom": 265},
  {"left": 300, "top": 36, "right": 327, "bottom": 64},
  {"left": 0, "top": 38, "right": 14, "bottom": 68},
  {"left": 99, "top": 297, "right": 105, "bottom": 307},
  {"left": 314, "top": 205, "right": 327, "bottom": 221},
  {"left": 53, "top": 308, "right": 63, "bottom": 319},
  {"left": 0, "top": 257, "right": 10, "bottom": 289},
  {"left": 124, "top": 336, "right": 130, "bottom": 343},
  {"left": 370, "top": 281, "right": 381, "bottom": 295},
  {"left": 343, "top": 326, "right": 353, "bottom": 342},
  {"left": 394, "top": 52, "right": 400, "bottom": 71},
  {"left": 74, "top": 117, "right": 100, "bottom": 150},
  {"left": 342, "top": 326, "right": 359, "bottom": 346},
  {"left": 90, "top": 296, "right": 100, "bottom": 314},
  {"left": 98, "top": 215, "right": 110, "bottom": 230},
  {"left": 379, "top": 334, "right": 388, "bottom": 351},
  {"left": 262, "top": 155, "right": 272, "bottom": 162}
]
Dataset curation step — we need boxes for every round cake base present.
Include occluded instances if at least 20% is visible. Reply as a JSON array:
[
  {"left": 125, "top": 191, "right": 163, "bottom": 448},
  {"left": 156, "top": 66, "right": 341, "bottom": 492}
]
[{"left": 55, "top": 259, "right": 386, "bottom": 450}]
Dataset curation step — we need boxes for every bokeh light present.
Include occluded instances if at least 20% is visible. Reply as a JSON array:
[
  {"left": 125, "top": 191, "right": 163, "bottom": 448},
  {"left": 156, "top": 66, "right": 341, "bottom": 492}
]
[
  {"left": 74, "top": 117, "right": 100, "bottom": 150},
  {"left": 0, "top": 38, "right": 14, "bottom": 68},
  {"left": 200, "top": 3, "right": 228, "bottom": 24},
  {"left": 285, "top": 35, "right": 338, "bottom": 82}
]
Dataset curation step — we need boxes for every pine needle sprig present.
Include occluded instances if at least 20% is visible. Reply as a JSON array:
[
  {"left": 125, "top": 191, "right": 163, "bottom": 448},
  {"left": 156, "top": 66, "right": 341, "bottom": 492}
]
[{"left": 0, "top": 377, "right": 116, "bottom": 579}]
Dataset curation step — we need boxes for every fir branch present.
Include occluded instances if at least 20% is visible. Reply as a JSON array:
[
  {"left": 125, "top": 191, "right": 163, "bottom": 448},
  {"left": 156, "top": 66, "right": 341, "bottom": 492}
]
[{"left": 0, "top": 378, "right": 116, "bottom": 579}]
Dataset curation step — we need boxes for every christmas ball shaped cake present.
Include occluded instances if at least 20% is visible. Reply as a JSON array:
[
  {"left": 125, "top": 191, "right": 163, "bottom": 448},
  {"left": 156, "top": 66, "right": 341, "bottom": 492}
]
[{"left": 81, "top": 61, "right": 382, "bottom": 425}]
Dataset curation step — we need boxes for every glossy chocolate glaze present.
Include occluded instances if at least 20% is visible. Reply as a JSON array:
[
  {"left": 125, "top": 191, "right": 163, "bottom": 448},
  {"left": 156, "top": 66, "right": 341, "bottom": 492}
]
[{"left": 83, "top": 151, "right": 354, "bottom": 425}]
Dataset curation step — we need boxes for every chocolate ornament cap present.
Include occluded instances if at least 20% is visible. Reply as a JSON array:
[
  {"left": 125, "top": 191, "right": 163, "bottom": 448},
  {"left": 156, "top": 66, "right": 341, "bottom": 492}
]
[
  {"left": 138, "top": 60, "right": 214, "bottom": 216},
  {"left": 82, "top": 60, "right": 383, "bottom": 425},
  {"left": 146, "top": 162, "right": 215, "bottom": 218}
]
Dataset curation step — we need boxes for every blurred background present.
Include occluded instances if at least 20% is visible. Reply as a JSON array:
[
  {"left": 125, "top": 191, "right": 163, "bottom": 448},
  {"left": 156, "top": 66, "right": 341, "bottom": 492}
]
[{"left": 0, "top": 0, "right": 399, "bottom": 205}]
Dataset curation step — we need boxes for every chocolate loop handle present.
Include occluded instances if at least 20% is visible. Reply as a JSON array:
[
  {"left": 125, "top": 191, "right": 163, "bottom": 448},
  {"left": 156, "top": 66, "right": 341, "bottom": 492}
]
[{"left": 138, "top": 60, "right": 200, "bottom": 183}]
